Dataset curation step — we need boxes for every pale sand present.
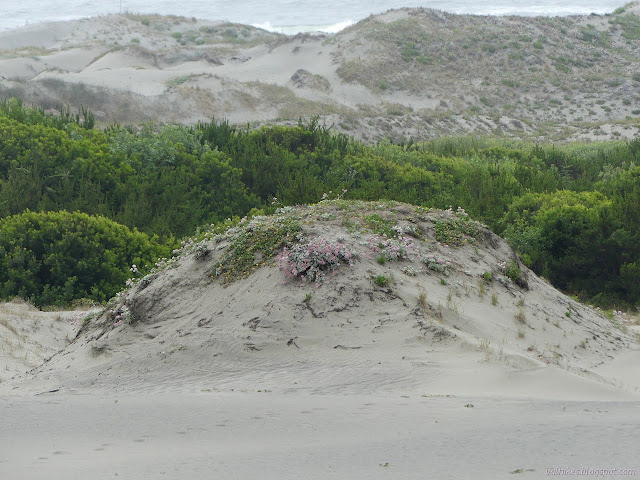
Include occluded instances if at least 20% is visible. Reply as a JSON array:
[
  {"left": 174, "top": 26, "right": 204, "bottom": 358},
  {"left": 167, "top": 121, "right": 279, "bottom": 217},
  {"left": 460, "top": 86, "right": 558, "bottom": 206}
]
[
  {"left": 2, "top": 10, "right": 640, "bottom": 140},
  {"left": 1, "top": 392, "right": 638, "bottom": 479},
  {"left": 1, "top": 202, "right": 639, "bottom": 478},
  {"left": 0, "top": 300, "right": 90, "bottom": 382}
]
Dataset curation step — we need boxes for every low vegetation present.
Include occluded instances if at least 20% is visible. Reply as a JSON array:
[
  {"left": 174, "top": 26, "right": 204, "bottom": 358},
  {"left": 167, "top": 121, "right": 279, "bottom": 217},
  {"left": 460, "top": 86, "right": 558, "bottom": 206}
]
[
  {"left": 278, "top": 236, "right": 355, "bottom": 284},
  {"left": 213, "top": 217, "right": 300, "bottom": 283},
  {"left": 0, "top": 100, "right": 639, "bottom": 308}
]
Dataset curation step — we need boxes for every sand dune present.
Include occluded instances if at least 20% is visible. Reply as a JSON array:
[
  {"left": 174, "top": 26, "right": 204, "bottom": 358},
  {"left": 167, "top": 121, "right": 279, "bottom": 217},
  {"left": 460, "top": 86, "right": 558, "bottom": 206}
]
[
  {"left": 6, "top": 201, "right": 636, "bottom": 398},
  {"left": 1, "top": 201, "right": 639, "bottom": 478},
  {"left": 2, "top": 9, "right": 640, "bottom": 141}
]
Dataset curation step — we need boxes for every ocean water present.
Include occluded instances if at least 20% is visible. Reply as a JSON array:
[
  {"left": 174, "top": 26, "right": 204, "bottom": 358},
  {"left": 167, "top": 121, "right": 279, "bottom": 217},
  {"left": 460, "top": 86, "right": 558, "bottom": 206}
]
[{"left": 0, "top": 0, "right": 628, "bottom": 34}]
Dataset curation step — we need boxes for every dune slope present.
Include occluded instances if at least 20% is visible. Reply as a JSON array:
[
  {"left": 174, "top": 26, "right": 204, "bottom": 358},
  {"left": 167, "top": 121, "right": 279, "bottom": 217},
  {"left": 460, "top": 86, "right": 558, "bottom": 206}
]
[
  {"left": 1, "top": 7, "right": 640, "bottom": 141},
  {"left": 3, "top": 201, "right": 638, "bottom": 400}
]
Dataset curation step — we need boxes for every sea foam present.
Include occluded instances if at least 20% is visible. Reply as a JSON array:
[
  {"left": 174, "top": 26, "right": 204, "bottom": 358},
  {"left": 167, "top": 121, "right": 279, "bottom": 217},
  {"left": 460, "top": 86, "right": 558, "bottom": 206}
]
[{"left": 252, "top": 19, "right": 355, "bottom": 35}]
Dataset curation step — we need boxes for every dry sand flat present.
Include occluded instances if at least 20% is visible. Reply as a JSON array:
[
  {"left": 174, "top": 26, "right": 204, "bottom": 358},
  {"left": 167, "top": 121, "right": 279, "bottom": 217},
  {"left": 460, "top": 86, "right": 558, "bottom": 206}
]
[
  {"left": 1, "top": 7, "right": 640, "bottom": 140},
  {"left": 1, "top": 201, "right": 639, "bottom": 478},
  {"left": 1, "top": 393, "right": 639, "bottom": 480}
]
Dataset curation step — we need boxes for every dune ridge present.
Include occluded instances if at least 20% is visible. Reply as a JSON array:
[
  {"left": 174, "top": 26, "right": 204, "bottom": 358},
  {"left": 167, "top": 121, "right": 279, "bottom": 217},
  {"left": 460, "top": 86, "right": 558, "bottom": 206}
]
[{"left": 1, "top": 6, "right": 640, "bottom": 141}]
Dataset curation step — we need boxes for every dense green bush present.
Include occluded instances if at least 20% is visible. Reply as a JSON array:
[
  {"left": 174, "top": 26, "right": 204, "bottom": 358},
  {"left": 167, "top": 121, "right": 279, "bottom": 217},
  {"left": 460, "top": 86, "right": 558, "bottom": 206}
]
[
  {"left": 0, "top": 210, "right": 167, "bottom": 306},
  {"left": 1, "top": 101, "right": 639, "bottom": 307},
  {"left": 500, "top": 191, "right": 630, "bottom": 303},
  {"left": 0, "top": 115, "right": 258, "bottom": 239}
]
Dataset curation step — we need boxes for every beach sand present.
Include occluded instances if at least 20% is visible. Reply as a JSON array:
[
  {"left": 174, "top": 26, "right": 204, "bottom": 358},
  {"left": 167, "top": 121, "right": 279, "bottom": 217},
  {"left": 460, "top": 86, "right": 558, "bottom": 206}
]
[{"left": 1, "top": 202, "right": 639, "bottom": 478}]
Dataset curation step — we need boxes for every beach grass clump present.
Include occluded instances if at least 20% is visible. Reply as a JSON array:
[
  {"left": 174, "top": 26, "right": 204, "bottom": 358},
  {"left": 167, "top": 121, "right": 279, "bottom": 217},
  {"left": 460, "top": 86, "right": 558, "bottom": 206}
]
[
  {"left": 277, "top": 237, "right": 356, "bottom": 284},
  {"left": 196, "top": 23, "right": 279, "bottom": 45},
  {"left": 213, "top": 217, "right": 300, "bottom": 283},
  {"left": 374, "top": 274, "right": 389, "bottom": 287},
  {"left": 166, "top": 75, "right": 196, "bottom": 87},
  {"left": 491, "top": 291, "right": 498, "bottom": 306}
]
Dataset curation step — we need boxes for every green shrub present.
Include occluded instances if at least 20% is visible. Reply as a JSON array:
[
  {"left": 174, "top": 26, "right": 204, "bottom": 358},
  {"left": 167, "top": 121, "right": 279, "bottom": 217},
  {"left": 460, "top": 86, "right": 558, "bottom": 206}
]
[
  {"left": 0, "top": 211, "right": 167, "bottom": 306},
  {"left": 482, "top": 44, "right": 496, "bottom": 54},
  {"left": 501, "top": 190, "right": 617, "bottom": 297},
  {"left": 374, "top": 275, "right": 388, "bottom": 287},
  {"left": 501, "top": 79, "right": 520, "bottom": 88},
  {"left": 610, "top": 14, "right": 640, "bottom": 40},
  {"left": 505, "top": 261, "right": 522, "bottom": 283},
  {"left": 434, "top": 212, "right": 481, "bottom": 247},
  {"left": 1, "top": 103, "right": 640, "bottom": 308}
]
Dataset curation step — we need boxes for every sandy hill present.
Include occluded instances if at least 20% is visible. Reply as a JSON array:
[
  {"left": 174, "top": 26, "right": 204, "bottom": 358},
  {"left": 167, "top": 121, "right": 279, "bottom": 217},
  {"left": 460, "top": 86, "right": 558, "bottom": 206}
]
[
  {"left": 2, "top": 201, "right": 640, "bottom": 479},
  {"left": 1, "top": 6, "right": 640, "bottom": 142},
  {"left": 3, "top": 200, "right": 638, "bottom": 399}
]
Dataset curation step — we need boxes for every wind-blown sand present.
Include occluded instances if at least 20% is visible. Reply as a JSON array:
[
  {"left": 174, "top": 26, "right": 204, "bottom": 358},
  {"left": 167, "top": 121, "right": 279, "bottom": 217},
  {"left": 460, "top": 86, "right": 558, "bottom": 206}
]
[
  {"left": 2, "top": 393, "right": 638, "bottom": 479},
  {"left": 1, "top": 201, "right": 638, "bottom": 478},
  {"left": 0, "top": 300, "right": 91, "bottom": 382},
  {"left": 1, "top": 7, "right": 640, "bottom": 142}
]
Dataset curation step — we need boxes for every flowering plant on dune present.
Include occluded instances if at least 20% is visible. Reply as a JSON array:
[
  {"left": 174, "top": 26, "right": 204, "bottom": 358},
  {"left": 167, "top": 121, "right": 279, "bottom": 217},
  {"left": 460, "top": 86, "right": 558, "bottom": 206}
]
[
  {"left": 368, "top": 235, "right": 415, "bottom": 261},
  {"left": 277, "top": 237, "right": 356, "bottom": 283},
  {"left": 422, "top": 254, "right": 452, "bottom": 275},
  {"left": 111, "top": 304, "right": 132, "bottom": 326}
]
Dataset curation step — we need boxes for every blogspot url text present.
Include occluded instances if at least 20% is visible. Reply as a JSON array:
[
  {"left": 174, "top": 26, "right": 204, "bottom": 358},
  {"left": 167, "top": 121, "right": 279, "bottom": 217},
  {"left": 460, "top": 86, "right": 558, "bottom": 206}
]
[{"left": 546, "top": 467, "right": 636, "bottom": 477}]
